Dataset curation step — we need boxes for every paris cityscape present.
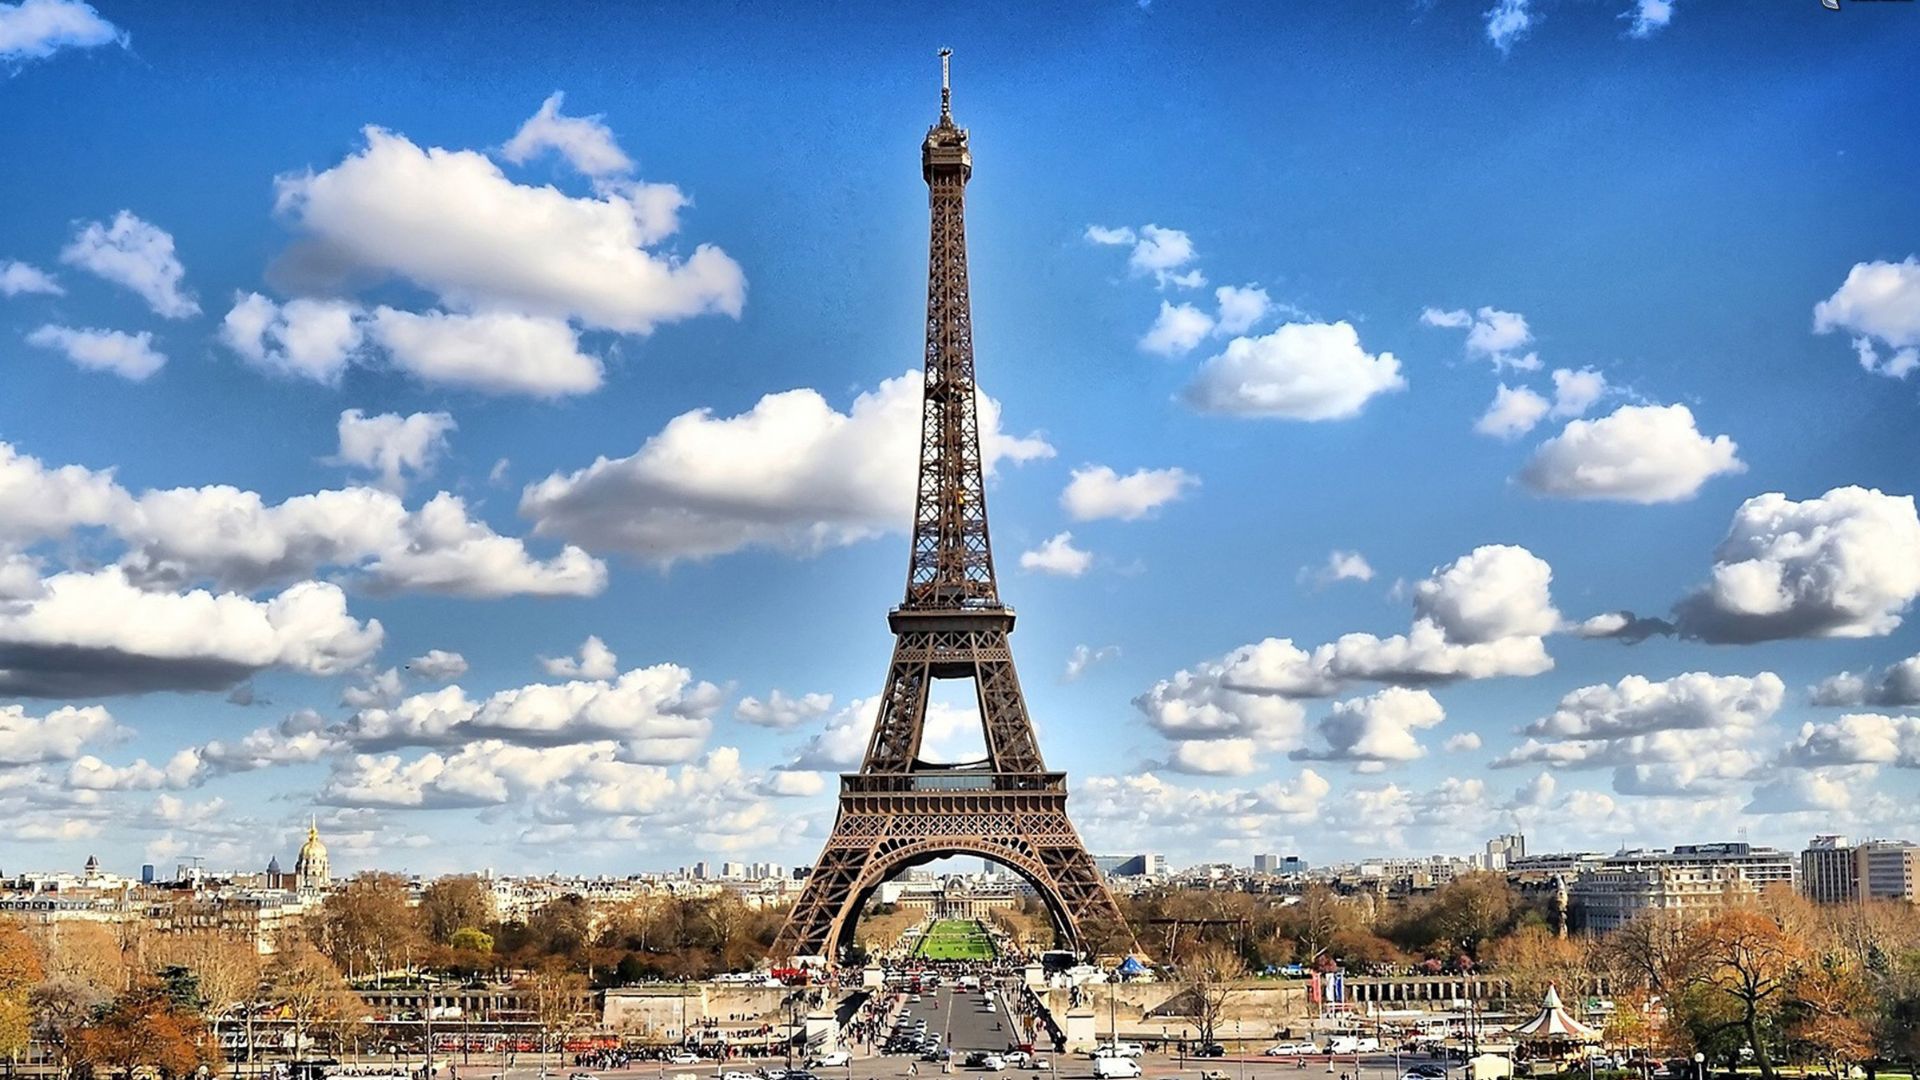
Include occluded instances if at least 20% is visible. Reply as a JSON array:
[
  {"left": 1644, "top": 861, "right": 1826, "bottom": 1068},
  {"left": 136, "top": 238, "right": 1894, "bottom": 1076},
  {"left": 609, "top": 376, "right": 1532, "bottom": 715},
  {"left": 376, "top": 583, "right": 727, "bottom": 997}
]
[{"left": 2, "top": 0, "right": 1918, "bottom": 1075}]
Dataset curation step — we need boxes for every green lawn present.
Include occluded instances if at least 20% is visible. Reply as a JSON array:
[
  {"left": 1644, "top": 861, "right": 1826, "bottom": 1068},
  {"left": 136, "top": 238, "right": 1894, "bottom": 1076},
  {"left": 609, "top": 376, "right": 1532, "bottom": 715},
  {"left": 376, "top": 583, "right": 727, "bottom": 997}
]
[{"left": 914, "top": 918, "right": 998, "bottom": 961}]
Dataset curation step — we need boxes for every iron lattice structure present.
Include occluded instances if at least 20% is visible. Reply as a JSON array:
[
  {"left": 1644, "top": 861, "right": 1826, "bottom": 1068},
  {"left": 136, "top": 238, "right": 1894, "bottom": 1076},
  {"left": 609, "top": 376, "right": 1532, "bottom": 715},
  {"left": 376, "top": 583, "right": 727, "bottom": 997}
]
[{"left": 772, "top": 53, "right": 1132, "bottom": 963}]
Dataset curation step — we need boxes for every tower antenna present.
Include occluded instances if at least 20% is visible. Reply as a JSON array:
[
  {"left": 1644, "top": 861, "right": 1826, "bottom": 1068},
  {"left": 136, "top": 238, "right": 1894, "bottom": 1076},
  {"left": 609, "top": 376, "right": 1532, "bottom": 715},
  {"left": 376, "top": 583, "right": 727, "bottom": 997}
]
[{"left": 939, "top": 47, "right": 952, "bottom": 119}]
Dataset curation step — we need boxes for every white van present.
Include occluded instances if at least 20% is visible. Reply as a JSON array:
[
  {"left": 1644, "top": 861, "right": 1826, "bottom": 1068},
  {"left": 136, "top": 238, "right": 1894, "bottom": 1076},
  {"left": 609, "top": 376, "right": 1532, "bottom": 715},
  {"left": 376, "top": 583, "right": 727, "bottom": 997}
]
[
  {"left": 1092, "top": 1058, "right": 1142, "bottom": 1080},
  {"left": 1327, "top": 1036, "right": 1380, "bottom": 1054}
]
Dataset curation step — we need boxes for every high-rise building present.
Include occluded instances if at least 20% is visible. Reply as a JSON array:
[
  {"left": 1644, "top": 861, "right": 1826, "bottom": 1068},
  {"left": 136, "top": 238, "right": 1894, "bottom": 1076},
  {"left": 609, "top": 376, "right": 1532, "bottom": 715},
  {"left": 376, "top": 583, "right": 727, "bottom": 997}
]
[
  {"left": 1571, "top": 842, "right": 1796, "bottom": 932},
  {"left": 1802, "top": 836, "right": 1919, "bottom": 904},
  {"left": 140, "top": 864, "right": 155, "bottom": 885},
  {"left": 1253, "top": 854, "right": 1280, "bottom": 874},
  {"left": 1485, "top": 833, "right": 1526, "bottom": 870}
]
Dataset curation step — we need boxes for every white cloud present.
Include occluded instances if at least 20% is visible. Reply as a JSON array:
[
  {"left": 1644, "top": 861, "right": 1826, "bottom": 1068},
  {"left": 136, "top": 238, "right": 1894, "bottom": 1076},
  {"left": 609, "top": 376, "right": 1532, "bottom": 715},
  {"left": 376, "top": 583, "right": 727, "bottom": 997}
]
[
  {"left": 1519, "top": 403, "right": 1744, "bottom": 503},
  {"left": 1063, "top": 644, "right": 1120, "bottom": 682},
  {"left": 365, "top": 307, "right": 604, "bottom": 398},
  {"left": 0, "top": 440, "right": 126, "bottom": 545},
  {"left": 0, "top": 260, "right": 62, "bottom": 296},
  {"left": 1213, "top": 285, "right": 1272, "bottom": 336},
  {"left": 340, "top": 662, "right": 720, "bottom": 761},
  {"left": 1084, "top": 225, "right": 1136, "bottom": 247},
  {"left": 1183, "top": 321, "right": 1406, "bottom": 420},
  {"left": 1810, "top": 653, "right": 1920, "bottom": 707},
  {"left": 0, "top": 568, "right": 382, "bottom": 697},
  {"left": 1814, "top": 256, "right": 1920, "bottom": 379},
  {"left": 341, "top": 666, "right": 407, "bottom": 709},
  {"left": 519, "top": 370, "right": 1052, "bottom": 563},
  {"left": 785, "top": 697, "right": 978, "bottom": 773},
  {"left": 1474, "top": 384, "right": 1550, "bottom": 439},
  {"left": 1163, "top": 738, "right": 1264, "bottom": 776},
  {"left": 1019, "top": 532, "right": 1093, "bottom": 577},
  {"left": 333, "top": 409, "right": 456, "bottom": 491},
  {"left": 59, "top": 211, "right": 198, "bottom": 318},
  {"left": 1780, "top": 714, "right": 1920, "bottom": 768},
  {"left": 0, "top": 704, "right": 120, "bottom": 765},
  {"left": 1292, "top": 687, "right": 1446, "bottom": 771},
  {"left": 1674, "top": 486, "right": 1920, "bottom": 642},
  {"left": 1085, "top": 223, "right": 1203, "bottom": 288},
  {"left": 218, "top": 293, "right": 363, "bottom": 383},
  {"left": 1485, "top": 0, "right": 1536, "bottom": 54},
  {"left": 501, "top": 92, "right": 634, "bottom": 179},
  {"left": 1139, "top": 301, "right": 1214, "bottom": 356},
  {"left": 736, "top": 690, "right": 834, "bottom": 730},
  {"left": 1623, "top": 0, "right": 1674, "bottom": 38},
  {"left": 65, "top": 753, "right": 200, "bottom": 792},
  {"left": 540, "top": 635, "right": 618, "bottom": 680},
  {"left": 1494, "top": 671, "right": 1782, "bottom": 794},
  {"left": 1548, "top": 367, "right": 1608, "bottom": 418},
  {"left": 1074, "top": 769, "right": 1331, "bottom": 849},
  {"left": 0, "top": 0, "right": 121, "bottom": 61},
  {"left": 25, "top": 324, "right": 166, "bottom": 380},
  {"left": 1423, "top": 305, "right": 1539, "bottom": 370},
  {"left": 1413, "top": 544, "right": 1560, "bottom": 644},
  {"left": 1445, "top": 732, "right": 1484, "bottom": 753},
  {"left": 407, "top": 649, "right": 468, "bottom": 681},
  {"left": 1305, "top": 550, "right": 1375, "bottom": 586},
  {"left": 1061, "top": 464, "right": 1198, "bottom": 522},
  {"left": 1746, "top": 766, "right": 1873, "bottom": 815},
  {"left": 274, "top": 126, "right": 742, "bottom": 334}
]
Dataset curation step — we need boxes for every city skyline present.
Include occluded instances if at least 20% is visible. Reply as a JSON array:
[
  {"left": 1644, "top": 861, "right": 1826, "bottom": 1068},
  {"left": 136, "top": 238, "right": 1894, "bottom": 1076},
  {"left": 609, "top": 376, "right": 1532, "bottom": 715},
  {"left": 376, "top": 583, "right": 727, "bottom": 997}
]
[{"left": 2, "top": 2, "right": 1918, "bottom": 878}]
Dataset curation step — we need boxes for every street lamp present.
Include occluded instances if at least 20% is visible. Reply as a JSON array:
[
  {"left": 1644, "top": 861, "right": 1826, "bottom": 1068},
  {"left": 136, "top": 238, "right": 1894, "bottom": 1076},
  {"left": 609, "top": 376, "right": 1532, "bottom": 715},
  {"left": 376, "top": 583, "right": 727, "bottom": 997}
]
[{"left": 1692, "top": 1053, "right": 1705, "bottom": 1080}]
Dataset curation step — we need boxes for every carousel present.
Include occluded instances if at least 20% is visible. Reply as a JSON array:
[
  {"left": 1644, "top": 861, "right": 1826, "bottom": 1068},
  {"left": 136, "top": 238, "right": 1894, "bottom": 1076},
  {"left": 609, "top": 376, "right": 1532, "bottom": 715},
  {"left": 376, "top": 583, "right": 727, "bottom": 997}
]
[{"left": 1511, "top": 984, "right": 1603, "bottom": 1064}]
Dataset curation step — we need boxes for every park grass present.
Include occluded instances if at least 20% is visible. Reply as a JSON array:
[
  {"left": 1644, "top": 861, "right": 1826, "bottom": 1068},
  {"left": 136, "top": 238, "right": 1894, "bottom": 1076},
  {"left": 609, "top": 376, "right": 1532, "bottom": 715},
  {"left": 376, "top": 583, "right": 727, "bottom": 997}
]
[{"left": 915, "top": 918, "right": 997, "bottom": 961}]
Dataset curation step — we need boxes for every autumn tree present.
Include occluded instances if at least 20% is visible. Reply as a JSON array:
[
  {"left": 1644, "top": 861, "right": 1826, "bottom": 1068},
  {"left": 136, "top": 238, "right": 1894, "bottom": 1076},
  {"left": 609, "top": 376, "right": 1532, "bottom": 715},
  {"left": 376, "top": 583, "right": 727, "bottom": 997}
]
[
  {"left": 0, "top": 919, "right": 45, "bottom": 1059},
  {"left": 417, "top": 875, "right": 494, "bottom": 944},
  {"left": 313, "top": 872, "right": 420, "bottom": 976},
  {"left": 1788, "top": 956, "right": 1874, "bottom": 1078},
  {"left": 1171, "top": 939, "right": 1245, "bottom": 1050},
  {"left": 69, "top": 982, "right": 220, "bottom": 1076},
  {"left": 1484, "top": 925, "right": 1590, "bottom": 1008},
  {"left": 151, "top": 933, "right": 265, "bottom": 1068},
  {"left": 266, "top": 938, "right": 361, "bottom": 1053},
  {"left": 29, "top": 978, "right": 110, "bottom": 1070},
  {"left": 1680, "top": 909, "right": 1800, "bottom": 1078}
]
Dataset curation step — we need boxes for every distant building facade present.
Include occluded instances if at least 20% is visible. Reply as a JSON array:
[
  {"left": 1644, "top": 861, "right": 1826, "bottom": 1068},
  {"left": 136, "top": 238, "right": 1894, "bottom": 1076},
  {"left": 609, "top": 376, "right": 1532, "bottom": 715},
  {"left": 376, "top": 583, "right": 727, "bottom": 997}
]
[{"left": 1801, "top": 835, "right": 1919, "bottom": 904}]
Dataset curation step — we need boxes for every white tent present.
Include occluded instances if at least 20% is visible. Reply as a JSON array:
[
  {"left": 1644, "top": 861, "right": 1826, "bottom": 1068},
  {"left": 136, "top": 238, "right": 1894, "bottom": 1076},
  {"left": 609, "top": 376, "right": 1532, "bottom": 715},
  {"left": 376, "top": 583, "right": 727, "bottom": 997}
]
[{"left": 1511, "top": 985, "right": 1602, "bottom": 1045}]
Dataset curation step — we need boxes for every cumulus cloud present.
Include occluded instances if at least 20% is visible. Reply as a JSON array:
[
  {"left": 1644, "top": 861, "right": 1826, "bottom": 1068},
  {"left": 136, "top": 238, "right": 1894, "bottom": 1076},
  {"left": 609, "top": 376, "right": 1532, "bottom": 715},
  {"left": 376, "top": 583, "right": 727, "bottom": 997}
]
[
  {"left": 1550, "top": 367, "right": 1608, "bottom": 418},
  {"left": 60, "top": 211, "right": 198, "bottom": 318},
  {"left": 407, "top": 649, "right": 468, "bottom": 681},
  {"left": 784, "top": 697, "right": 979, "bottom": 773},
  {"left": 539, "top": 635, "right": 618, "bottom": 680},
  {"left": 1445, "top": 732, "right": 1484, "bottom": 753},
  {"left": 1213, "top": 285, "right": 1272, "bottom": 336},
  {"left": 736, "top": 690, "right": 834, "bottom": 730},
  {"left": 0, "top": 0, "right": 123, "bottom": 61},
  {"left": 365, "top": 307, "right": 604, "bottom": 398},
  {"left": 1304, "top": 550, "right": 1375, "bottom": 586},
  {"left": 1672, "top": 486, "right": 1920, "bottom": 642},
  {"left": 0, "top": 441, "right": 126, "bottom": 545},
  {"left": 1484, "top": 0, "right": 1536, "bottom": 54},
  {"left": 1780, "top": 713, "right": 1920, "bottom": 768},
  {"left": 1518, "top": 403, "right": 1744, "bottom": 503},
  {"left": 25, "top": 324, "right": 166, "bottom": 380},
  {"left": 1086, "top": 224, "right": 1203, "bottom": 288},
  {"left": 333, "top": 409, "right": 455, "bottom": 491},
  {"left": 501, "top": 92, "right": 634, "bottom": 179},
  {"left": 1064, "top": 644, "right": 1120, "bottom": 682},
  {"left": 1493, "top": 671, "right": 1782, "bottom": 794},
  {"left": 218, "top": 293, "right": 363, "bottom": 383},
  {"left": 1019, "top": 532, "right": 1092, "bottom": 577},
  {"left": 1291, "top": 687, "right": 1446, "bottom": 771},
  {"left": 0, "top": 569, "right": 382, "bottom": 696},
  {"left": 1814, "top": 256, "right": 1920, "bottom": 379},
  {"left": 1810, "top": 654, "right": 1920, "bottom": 707},
  {"left": 339, "top": 661, "right": 721, "bottom": 761},
  {"left": 1140, "top": 301, "right": 1214, "bottom": 357},
  {"left": 1422, "top": 305, "right": 1538, "bottom": 370},
  {"left": 0, "top": 704, "right": 121, "bottom": 765},
  {"left": 519, "top": 370, "right": 1052, "bottom": 563},
  {"left": 1061, "top": 464, "right": 1197, "bottom": 522},
  {"left": 1475, "top": 385, "right": 1549, "bottom": 440},
  {"left": 1183, "top": 321, "right": 1406, "bottom": 420},
  {"left": 1074, "top": 769, "right": 1331, "bottom": 849},
  {"left": 1623, "top": 0, "right": 1674, "bottom": 38},
  {"left": 274, "top": 126, "right": 742, "bottom": 334},
  {"left": 0, "top": 260, "right": 62, "bottom": 296},
  {"left": 1413, "top": 544, "right": 1559, "bottom": 644}
]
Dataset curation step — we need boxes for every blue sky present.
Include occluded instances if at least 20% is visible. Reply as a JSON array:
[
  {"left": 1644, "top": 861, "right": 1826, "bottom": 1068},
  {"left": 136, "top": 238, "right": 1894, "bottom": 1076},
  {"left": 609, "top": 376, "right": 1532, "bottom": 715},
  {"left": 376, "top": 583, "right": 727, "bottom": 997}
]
[{"left": 2, "top": 0, "right": 1918, "bottom": 878}]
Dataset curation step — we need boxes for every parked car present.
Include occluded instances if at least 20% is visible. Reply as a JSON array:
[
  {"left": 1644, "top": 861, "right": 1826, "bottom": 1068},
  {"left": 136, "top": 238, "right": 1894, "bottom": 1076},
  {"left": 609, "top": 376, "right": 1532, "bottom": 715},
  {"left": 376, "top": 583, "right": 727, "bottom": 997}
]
[
  {"left": 723, "top": 1072, "right": 757, "bottom": 1080},
  {"left": 668, "top": 1054, "right": 702, "bottom": 1066},
  {"left": 1195, "top": 1044, "right": 1227, "bottom": 1058},
  {"left": 1200, "top": 1070, "right": 1233, "bottom": 1080},
  {"left": 1265, "top": 1043, "right": 1318, "bottom": 1057},
  {"left": 1408, "top": 1065, "right": 1449, "bottom": 1078},
  {"left": 1092, "top": 1042, "right": 1145, "bottom": 1059},
  {"left": 983, "top": 1057, "right": 1008, "bottom": 1072},
  {"left": 1092, "top": 1058, "right": 1142, "bottom": 1080},
  {"left": 810, "top": 1052, "right": 851, "bottom": 1069},
  {"left": 1327, "top": 1037, "right": 1380, "bottom": 1055}
]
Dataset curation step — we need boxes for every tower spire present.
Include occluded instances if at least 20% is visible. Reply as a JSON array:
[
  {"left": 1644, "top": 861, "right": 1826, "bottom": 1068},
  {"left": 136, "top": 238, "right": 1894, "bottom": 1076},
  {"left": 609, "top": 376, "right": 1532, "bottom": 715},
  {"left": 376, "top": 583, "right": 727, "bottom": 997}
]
[{"left": 939, "top": 47, "right": 952, "bottom": 121}]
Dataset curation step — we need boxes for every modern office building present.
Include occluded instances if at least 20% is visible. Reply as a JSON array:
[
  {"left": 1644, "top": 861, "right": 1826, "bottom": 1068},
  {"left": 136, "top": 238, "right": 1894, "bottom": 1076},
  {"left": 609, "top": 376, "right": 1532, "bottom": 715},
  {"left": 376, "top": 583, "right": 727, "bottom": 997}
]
[
  {"left": 1802, "top": 836, "right": 1919, "bottom": 904},
  {"left": 1570, "top": 842, "right": 1797, "bottom": 932}
]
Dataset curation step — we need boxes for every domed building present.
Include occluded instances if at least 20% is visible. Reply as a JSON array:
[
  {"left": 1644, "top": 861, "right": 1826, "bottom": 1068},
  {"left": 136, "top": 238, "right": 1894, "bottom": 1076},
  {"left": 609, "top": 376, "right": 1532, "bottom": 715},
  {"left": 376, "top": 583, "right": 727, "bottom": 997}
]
[{"left": 293, "top": 818, "right": 330, "bottom": 894}]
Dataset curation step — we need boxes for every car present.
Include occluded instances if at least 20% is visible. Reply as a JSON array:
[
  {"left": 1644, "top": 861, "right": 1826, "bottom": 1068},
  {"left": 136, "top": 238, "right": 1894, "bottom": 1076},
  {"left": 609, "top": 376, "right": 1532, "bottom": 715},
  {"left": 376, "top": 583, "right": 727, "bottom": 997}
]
[
  {"left": 1200, "top": 1070, "right": 1233, "bottom": 1080},
  {"left": 1194, "top": 1044, "right": 1226, "bottom": 1058},
  {"left": 965, "top": 1053, "right": 991, "bottom": 1068},
  {"left": 1092, "top": 1058, "right": 1142, "bottom": 1080},
  {"left": 1093, "top": 1043, "right": 1145, "bottom": 1059},
  {"left": 810, "top": 1052, "right": 851, "bottom": 1068},
  {"left": 784, "top": 1072, "right": 819, "bottom": 1080},
  {"left": 1005, "top": 1053, "right": 1032, "bottom": 1068},
  {"left": 1030, "top": 1060, "right": 1052, "bottom": 1072},
  {"left": 571, "top": 1074, "right": 603, "bottom": 1080},
  {"left": 668, "top": 1054, "right": 702, "bottom": 1066},
  {"left": 1265, "top": 1043, "right": 1318, "bottom": 1057},
  {"left": 912, "top": 995, "right": 923, "bottom": 1003},
  {"left": 985, "top": 1002, "right": 997, "bottom": 1013},
  {"left": 1409, "top": 1065, "right": 1449, "bottom": 1077},
  {"left": 724, "top": 1072, "right": 757, "bottom": 1080},
  {"left": 923, "top": 1050, "right": 949, "bottom": 1063},
  {"left": 983, "top": 1057, "right": 1008, "bottom": 1072}
]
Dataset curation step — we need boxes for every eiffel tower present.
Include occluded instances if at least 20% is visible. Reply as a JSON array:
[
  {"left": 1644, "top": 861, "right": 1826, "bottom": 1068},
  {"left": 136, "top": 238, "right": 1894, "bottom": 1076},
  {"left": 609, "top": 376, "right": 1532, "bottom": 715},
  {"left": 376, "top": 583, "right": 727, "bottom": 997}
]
[{"left": 771, "top": 51, "right": 1132, "bottom": 963}]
